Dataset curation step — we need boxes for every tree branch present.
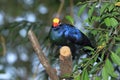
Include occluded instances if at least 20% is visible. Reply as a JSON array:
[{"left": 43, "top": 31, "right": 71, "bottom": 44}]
[
  {"left": 0, "top": 35, "right": 6, "bottom": 56},
  {"left": 56, "top": 0, "right": 64, "bottom": 18},
  {"left": 70, "top": 0, "right": 74, "bottom": 19},
  {"left": 28, "top": 30, "right": 59, "bottom": 80}
]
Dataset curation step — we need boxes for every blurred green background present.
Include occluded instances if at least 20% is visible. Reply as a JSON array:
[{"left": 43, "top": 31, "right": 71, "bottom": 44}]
[{"left": 0, "top": 0, "right": 81, "bottom": 80}]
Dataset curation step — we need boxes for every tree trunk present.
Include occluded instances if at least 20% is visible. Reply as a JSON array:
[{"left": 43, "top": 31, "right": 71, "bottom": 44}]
[{"left": 59, "top": 46, "right": 73, "bottom": 78}]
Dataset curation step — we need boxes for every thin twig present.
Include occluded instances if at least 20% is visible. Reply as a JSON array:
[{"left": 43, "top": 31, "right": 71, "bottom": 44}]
[
  {"left": 0, "top": 35, "right": 6, "bottom": 56},
  {"left": 56, "top": 0, "right": 64, "bottom": 18},
  {"left": 70, "top": 0, "right": 74, "bottom": 19}
]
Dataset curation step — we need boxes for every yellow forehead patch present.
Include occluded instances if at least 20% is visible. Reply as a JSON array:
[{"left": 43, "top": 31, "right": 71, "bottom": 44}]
[{"left": 53, "top": 18, "right": 60, "bottom": 23}]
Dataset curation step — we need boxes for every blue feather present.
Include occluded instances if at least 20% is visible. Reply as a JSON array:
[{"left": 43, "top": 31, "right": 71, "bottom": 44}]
[{"left": 49, "top": 23, "right": 93, "bottom": 58}]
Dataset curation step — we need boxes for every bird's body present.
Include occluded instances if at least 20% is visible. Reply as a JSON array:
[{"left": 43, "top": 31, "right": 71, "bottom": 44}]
[
  {"left": 50, "top": 24, "right": 92, "bottom": 47},
  {"left": 49, "top": 18, "right": 93, "bottom": 58}
]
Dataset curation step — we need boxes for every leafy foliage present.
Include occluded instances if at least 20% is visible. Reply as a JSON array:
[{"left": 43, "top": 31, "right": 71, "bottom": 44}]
[
  {"left": 111, "top": 51, "right": 120, "bottom": 66},
  {"left": 73, "top": 0, "right": 120, "bottom": 80},
  {"left": 0, "top": 0, "right": 120, "bottom": 80},
  {"left": 65, "top": 15, "right": 74, "bottom": 25},
  {"left": 81, "top": 69, "right": 89, "bottom": 80}
]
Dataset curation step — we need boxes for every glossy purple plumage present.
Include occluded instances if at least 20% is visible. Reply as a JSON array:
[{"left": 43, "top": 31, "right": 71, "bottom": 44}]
[
  {"left": 50, "top": 24, "right": 92, "bottom": 47},
  {"left": 49, "top": 23, "right": 92, "bottom": 57}
]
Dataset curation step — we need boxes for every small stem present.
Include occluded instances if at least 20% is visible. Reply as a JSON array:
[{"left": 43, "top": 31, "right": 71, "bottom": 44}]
[
  {"left": 0, "top": 35, "right": 6, "bottom": 56},
  {"left": 56, "top": 0, "right": 64, "bottom": 18},
  {"left": 83, "top": 47, "right": 105, "bottom": 69}
]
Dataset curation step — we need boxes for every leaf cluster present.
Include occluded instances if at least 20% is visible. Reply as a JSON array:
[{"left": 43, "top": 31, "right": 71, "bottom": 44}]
[{"left": 72, "top": 1, "right": 120, "bottom": 80}]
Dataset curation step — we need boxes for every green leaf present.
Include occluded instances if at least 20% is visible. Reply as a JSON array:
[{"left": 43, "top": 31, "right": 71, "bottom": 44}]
[
  {"left": 116, "top": 47, "right": 120, "bottom": 54},
  {"left": 110, "top": 18, "right": 118, "bottom": 28},
  {"left": 74, "top": 74, "right": 80, "bottom": 80},
  {"left": 73, "top": 64, "right": 79, "bottom": 72},
  {"left": 95, "top": 16, "right": 100, "bottom": 21},
  {"left": 90, "top": 62, "right": 102, "bottom": 73},
  {"left": 102, "top": 67, "right": 109, "bottom": 80},
  {"left": 83, "top": 46, "right": 94, "bottom": 51},
  {"left": 104, "top": 17, "right": 118, "bottom": 28},
  {"left": 104, "top": 18, "right": 111, "bottom": 27},
  {"left": 78, "top": 4, "right": 87, "bottom": 16},
  {"left": 114, "top": 36, "right": 120, "bottom": 41},
  {"left": 81, "top": 70, "right": 89, "bottom": 80},
  {"left": 111, "top": 51, "right": 120, "bottom": 66},
  {"left": 91, "top": 30, "right": 98, "bottom": 35},
  {"left": 88, "top": 6, "right": 94, "bottom": 18},
  {"left": 100, "top": 3, "right": 109, "bottom": 15},
  {"left": 112, "top": 12, "right": 120, "bottom": 16},
  {"left": 110, "top": 72, "right": 118, "bottom": 78},
  {"left": 105, "top": 59, "right": 118, "bottom": 78},
  {"left": 108, "top": 4, "right": 114, "bottom": 12},
  {"left": 65, "top": 15, "right": 74, "bottom": 25},
  {"left": 105, "top": 33, "right": 109, "bottom": 42},
  {"left": 105, "top": 59, "right": 114, "bottom": 74},
  {"left": 76, "top": 2, "right": 82, "bottom": 5},
  {"left": 94, "top": 76, "right": 101, "bottom": 80}
]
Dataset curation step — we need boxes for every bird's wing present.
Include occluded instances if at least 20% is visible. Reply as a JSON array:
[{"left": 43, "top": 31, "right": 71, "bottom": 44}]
[{"left": 64, "top": 28, "right": 82, "bottom": 43}]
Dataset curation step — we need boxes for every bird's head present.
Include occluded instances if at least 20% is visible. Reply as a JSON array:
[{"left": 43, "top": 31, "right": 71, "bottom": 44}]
[{"left": 52, "top": 18, "right": 60, "bottom": 27}]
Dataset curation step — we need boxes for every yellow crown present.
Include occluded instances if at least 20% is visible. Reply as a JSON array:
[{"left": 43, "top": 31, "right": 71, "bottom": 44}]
[{"left": 53, "top": 18, "right": 60, "bottom": 23}]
